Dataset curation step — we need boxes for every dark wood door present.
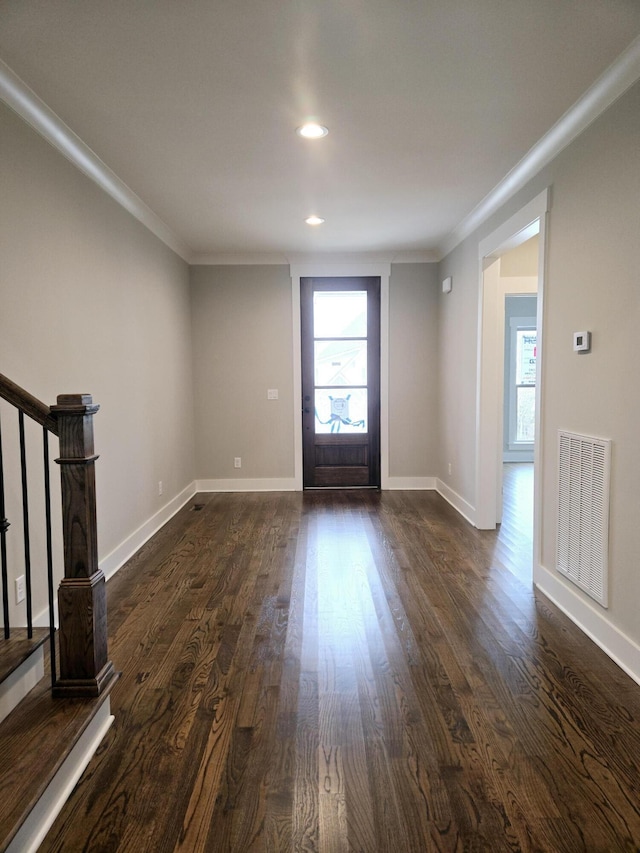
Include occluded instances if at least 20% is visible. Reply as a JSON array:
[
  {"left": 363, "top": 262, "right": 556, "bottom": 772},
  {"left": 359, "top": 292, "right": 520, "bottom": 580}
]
[{"left": 301, "top": 276, "right": 380, "bottom": 487}]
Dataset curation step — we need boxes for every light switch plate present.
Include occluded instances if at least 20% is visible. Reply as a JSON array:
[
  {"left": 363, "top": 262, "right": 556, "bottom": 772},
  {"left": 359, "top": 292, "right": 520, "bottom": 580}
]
[{"left": 573, "top": 331, "right": 591, "bottom": 353}]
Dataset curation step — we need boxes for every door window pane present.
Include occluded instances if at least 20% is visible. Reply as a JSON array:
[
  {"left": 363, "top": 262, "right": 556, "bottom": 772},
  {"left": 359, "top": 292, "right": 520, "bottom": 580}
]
[
  {"left": 313, "top": 291, "right": 367, "bottom": 338},
  {"left": 314, "top": 388, "right": 368, "bottom": 434},
  {"left": 314, "top": 340, "right": 367, "bottom": 386}
]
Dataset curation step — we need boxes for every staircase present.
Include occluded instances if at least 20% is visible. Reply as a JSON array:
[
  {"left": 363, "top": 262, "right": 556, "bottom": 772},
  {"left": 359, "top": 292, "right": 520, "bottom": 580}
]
[{"left": 0, "top": 374, "right": 117, "bottom": 852}]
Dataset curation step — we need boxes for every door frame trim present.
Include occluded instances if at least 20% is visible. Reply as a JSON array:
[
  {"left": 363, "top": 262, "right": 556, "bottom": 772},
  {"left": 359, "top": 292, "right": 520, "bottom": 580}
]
[
  {"left": 475, "top": 189, "right": 548, "bottom": 594},
  {"left": 290, "top": 263, "right": 391, "bottom": 490},
  {"left": 476, "top": 189, "right": 548, "bottom": 530}
]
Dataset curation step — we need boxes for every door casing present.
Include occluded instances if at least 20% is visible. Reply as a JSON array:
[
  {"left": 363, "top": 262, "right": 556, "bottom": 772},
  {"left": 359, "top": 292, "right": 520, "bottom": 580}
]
[{"left": 476, "top": 189, "right": 549, "bottom": 585}]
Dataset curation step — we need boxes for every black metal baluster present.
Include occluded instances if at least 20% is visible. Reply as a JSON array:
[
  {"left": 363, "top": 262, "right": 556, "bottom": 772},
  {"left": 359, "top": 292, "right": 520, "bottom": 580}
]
[
  {"left": 18, "top": 411, "right": 33, "bottom": 638},
  {"left": 43, "top": 428, "right": 57, "bottom": 688},
  {"left": 0, "top": 411, "right": 10, "bottom": 639}
]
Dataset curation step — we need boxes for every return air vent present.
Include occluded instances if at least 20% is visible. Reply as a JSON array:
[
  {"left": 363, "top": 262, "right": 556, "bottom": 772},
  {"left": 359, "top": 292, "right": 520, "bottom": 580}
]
[{"left": 557, "top": 431, "right": 611, "bottom": 607}]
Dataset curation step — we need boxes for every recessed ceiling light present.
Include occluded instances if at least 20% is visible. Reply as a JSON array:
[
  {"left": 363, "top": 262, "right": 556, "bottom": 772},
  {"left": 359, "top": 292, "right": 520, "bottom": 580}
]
[
  {"left": 305, "top": 215, "right": 325, "bottom": 225},
  {"left": 296, "top": 123, "right": 328, "bottom": 139}
]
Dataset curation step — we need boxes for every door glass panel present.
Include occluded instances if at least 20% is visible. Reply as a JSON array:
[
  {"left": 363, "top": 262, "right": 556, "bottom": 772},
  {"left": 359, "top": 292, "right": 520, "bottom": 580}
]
[
  {"left": 314, "top": 340, "right": 367, "bottom": 386},
  {"left": 313, "top": 291, "right": 367, "bottom": 338},
  {"left": 314, "top": 388, "right": 368, "bottom": 433}
]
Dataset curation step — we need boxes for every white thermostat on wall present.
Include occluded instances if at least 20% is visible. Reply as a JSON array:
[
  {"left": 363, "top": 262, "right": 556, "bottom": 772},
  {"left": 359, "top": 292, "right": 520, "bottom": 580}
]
[{"left": 573, "top": 331, "right": 591, "bottom": 353}]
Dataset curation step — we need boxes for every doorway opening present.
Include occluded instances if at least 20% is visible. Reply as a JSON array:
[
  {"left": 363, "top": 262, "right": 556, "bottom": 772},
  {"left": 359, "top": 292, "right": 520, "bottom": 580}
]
[
  {"left": 499, "top": 274, "right": 538, "bottom": 583},
  {"left": 476, "top": 189, "right": 549, "bottom": 583}
]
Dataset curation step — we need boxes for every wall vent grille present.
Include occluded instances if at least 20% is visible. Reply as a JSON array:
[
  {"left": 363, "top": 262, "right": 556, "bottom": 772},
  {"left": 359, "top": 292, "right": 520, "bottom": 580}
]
[{"left": 557, "top": 431, "right": 611, "bottom": 607}]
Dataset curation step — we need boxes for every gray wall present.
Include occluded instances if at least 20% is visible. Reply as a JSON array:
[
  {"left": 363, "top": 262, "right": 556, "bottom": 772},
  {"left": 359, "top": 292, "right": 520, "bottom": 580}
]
[
  {"left": 0, "top": 101, "right": 195, "bottom": 617},
  {"left": 6, "top": 64, "right": 637, "bottom": 665},
  {"left": 190, "top": 262, "right": 440, "bottom": 484},
  {"left": 437, "top": 235, "right": 480, "bottom": 501},
  {"left": 1, "top": 93, "right": 442, "bottom": 612},
  {"left": 438, "top": 80, "right": 640, "bottom": 645},
  {"left": 389, "top": 263, "right": 440, "bottom": 478},
  {"left": 190, "top": 265, "right": 295, "bottom": 481}
]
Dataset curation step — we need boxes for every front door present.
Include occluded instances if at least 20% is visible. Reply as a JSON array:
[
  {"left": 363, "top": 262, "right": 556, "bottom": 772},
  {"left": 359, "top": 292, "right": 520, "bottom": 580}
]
[{"left": 301, "top": 277, "right": 380, "bottom": 488}]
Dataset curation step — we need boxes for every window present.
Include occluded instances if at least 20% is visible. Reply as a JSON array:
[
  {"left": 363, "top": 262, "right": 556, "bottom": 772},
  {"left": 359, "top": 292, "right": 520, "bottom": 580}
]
[{"left": 509, "top": 320, "right": 537, "bottom": 447}]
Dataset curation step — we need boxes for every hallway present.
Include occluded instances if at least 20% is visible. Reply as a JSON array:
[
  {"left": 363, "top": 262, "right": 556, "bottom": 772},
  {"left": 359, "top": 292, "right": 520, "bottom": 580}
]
[
  {"left": 42, "top": 489, "right": 640, "bottom": 852},
  {"left": 496, "top": 462, "right": 534, "bottom": 585}
]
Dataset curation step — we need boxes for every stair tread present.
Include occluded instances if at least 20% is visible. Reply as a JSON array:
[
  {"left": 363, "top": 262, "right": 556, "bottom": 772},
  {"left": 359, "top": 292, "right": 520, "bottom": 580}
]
[
  {"left": 0, "top": 629, "right": 50, "bottom": 686},
  {"left": 0, "top": 670, "right": 119, "bottom": 850}
]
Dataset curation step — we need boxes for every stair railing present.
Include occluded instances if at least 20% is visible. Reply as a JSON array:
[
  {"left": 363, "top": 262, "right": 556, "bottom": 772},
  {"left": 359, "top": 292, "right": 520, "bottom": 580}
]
[{"left": 0, "top": 374, "right": 115, "bottom": 697}]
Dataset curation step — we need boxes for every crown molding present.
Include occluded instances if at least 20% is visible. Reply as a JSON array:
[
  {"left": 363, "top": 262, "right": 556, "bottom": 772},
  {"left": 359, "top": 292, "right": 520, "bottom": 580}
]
[
  {"left": 286, "top": 250, "right": 438, "bottom": 266},
  {"left": 289, "top": 260, "right": 392, "bottom": 281},
  {"left": 287, "top": 251, "right": 394, "bottom": 266},
  {"left": 191, "top": 250, "right": 439, "bottom": 266},
  {"left": 0, "top": 58, "right": 191, "bottom": 262},
  {"left": 190, "top": 252, "right": 290, "bottom": 266},
  {"left": 390, "top": 250, "right": 439, "bottom": 263},
  {"left": 438, "top": 33, "right": 640, "bottom": 260}
]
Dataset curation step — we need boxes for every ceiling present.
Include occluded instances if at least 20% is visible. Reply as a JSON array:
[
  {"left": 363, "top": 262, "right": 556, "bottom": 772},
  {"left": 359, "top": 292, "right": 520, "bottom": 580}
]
[{"left": 1, "top": 1, "right": 640, "bottom": 262}]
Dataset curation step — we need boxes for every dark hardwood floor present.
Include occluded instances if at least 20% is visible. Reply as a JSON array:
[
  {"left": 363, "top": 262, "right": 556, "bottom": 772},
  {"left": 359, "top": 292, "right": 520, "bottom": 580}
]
[
  {"left": 41, "top": 488, "right": 640, "bottom": 852},
  {"left": 497, "top": 463, "right": 534, "bottom": 585}
]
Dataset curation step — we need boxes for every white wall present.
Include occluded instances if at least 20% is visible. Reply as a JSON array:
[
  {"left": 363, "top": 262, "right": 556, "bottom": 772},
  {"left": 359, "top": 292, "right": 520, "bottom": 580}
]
[
  {"left": 438, "top": 80, "right": 640, "bottom": 670},
  {"left": 0, "top": 101, "right": 195, "bottom": 616}
]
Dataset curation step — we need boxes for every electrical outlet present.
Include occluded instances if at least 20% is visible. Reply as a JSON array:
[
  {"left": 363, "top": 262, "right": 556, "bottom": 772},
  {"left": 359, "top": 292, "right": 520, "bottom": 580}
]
[
  {"left": 158, "top": 481, "right": 163, "bottom": 496},
  {"left": 234, "top": 457, "right": 242, "bottom": 468},
  {"left": 448, "top": 463, "right": 452, "bottom": 476},
  {"left": 15, "top": 576, "right": 25, "bottom": 604}
]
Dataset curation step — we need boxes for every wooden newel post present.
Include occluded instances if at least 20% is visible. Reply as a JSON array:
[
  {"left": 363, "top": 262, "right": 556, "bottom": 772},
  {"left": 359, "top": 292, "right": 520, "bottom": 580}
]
[{"left": 51, "top": 394, "right": 115, "bottom": 697}]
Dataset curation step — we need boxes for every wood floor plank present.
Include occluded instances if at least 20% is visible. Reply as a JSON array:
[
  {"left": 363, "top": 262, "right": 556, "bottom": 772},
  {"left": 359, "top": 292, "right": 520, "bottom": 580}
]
[{"left": 39, "top": 486, "right": 640, "bottom": 852}]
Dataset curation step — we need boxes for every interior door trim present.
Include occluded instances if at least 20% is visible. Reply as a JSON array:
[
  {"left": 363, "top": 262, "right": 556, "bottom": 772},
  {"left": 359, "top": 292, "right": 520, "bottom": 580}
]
[{"left": 290, "top": 262, "right": 391, "bottom": 490}]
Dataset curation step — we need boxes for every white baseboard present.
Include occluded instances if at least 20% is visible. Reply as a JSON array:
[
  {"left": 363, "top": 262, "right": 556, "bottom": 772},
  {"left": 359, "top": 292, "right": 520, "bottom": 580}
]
[
  {"left": 385, "top": 476, "right": 437, "bottom": 490},
  {"left": 435, "top": 479, "right": 476, "bottom": 526},
  {"left": 535, "top": 562, "right": 640, "bottom": 687},
  {"left": 7, "top": 698, "right": 114, "bottom": 853},
  {"left": 99, "top": 481, "right": 197, "bottom": 581},
  {"left": 0, "top": 646, "right": 44, "bottom": 725},
  {"left": 196, "top": 477, "right": 298, "bottom": 492}
]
